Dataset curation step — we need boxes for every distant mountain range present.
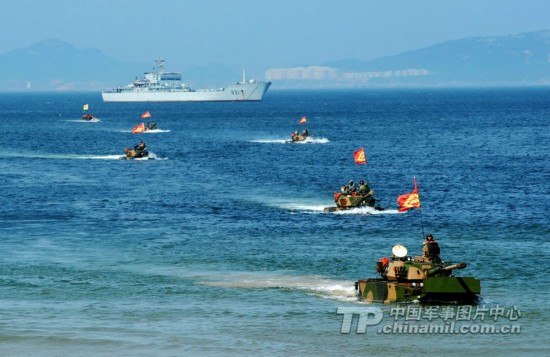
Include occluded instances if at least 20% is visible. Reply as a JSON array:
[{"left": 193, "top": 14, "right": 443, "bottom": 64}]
[
  {"left": 0, "top": 40, "right": 242, "bottom": 91},
  {"left": 1, "top": 30, "right": 549, "bottom": 91},
  {"left": 268, "top": 30, "right": 550, "bottom": 88},
  {"left": 0, "top": 40, "right": 141, "bottom": 91}
]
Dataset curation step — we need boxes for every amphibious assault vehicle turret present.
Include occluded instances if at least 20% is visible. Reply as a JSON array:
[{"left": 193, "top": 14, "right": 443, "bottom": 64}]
[{"left": 355, "top": 244, "right": 480, "bottom": 304}]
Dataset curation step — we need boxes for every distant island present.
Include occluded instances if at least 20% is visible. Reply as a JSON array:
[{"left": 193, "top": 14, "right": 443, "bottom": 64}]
[{"left": 0, "top": 30, "right": 549, "bottom": 91}]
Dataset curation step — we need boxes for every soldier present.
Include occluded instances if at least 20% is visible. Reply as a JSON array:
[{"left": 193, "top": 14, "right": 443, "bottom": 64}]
[
  {"left": 348, "top": 180, "right": 356, "bottom": 194},
  {"left": 422, "top": 233, "right": 441, "bottom": 263},
  {"left": 134, "top": 141, "right": 146, "bottom": 156},
  {"left": 358, "top": 180, "right": 370, "bottom": 195}
]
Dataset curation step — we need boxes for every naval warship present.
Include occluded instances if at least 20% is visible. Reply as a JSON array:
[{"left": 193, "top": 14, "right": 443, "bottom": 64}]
[{"left": 102, "top": 58, "right": 271, "bottom": 102}]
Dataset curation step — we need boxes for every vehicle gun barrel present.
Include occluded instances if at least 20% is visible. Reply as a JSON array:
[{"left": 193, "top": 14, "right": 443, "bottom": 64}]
[{"left": 428, "top": 261, "right": 467, "bottom": 276}]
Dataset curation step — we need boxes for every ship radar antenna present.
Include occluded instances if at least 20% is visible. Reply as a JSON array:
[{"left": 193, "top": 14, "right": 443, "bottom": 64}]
[{"left": 155, "top": 57, "right": 165, "bottom": 72}]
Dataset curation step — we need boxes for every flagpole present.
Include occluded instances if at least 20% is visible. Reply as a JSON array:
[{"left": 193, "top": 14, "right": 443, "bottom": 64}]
[
  {"left": 417, "top": 176, "right": 425, "bottom": 239},
  {"left": 353, "top": 147, "right": 368, "bottom": 183},
  {"left": 364, "top": 148, "right": 369, "bottom": 186},
  {"left": 419, "top": 208, "right": 425, "bottom": 239},
  {"left": 363, "top": 147, "right": 368, "bottom": 182},
  {"left": 397, "top": 176, "right": 423, "bottom": 237}
]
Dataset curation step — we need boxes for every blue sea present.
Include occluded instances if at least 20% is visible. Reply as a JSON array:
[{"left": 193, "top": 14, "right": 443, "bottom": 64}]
[{"left": 0, "top": 88, "right": 549, "bottom": 356}]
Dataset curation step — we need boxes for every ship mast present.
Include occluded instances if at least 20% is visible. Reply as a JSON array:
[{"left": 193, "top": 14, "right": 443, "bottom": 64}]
[
  {"left": 155, "top": 58, "right": 165, "bottom": 73},
  {"left": 242, "top": 68, "right": 246, "bottom": 84}
]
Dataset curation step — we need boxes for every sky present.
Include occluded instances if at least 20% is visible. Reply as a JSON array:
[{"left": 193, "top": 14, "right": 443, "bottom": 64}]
[{"left": 1, "top": 0, "right": 549, "bottom": 77}]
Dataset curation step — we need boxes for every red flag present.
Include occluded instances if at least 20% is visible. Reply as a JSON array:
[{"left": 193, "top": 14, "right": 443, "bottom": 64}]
[
  {"left": 354, "top": 147, "right": 366, "bottom": 165},
  {"left": 141, "top": 111, "right": 151, "bottom": 119},
  {"left": 397, "top": 177, "right": 421, "bottom": 212},
  {"left": 299, "top": 116, "right": 307, "bottom": 125},
  {"left": 132, "top": 123, "right": 145, "bottom": 134}
]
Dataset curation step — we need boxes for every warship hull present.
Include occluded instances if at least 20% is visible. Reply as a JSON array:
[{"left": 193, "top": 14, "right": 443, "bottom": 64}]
[{"left": 103, "top": 79, "right": 271, "bottom": 102}]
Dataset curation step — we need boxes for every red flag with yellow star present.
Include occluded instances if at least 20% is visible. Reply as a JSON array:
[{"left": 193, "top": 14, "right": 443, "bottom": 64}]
[
  {"left": 397, "top": 177, "right": 421, "bottom": 212},
  {"left": 132, "top": 122, "right": 145, "bottom": 134},
  {"left": 354, "top": 147, "right": 366, "bottom": 165}
]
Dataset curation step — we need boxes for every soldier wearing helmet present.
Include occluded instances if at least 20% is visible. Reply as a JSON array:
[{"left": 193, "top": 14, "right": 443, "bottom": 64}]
[
  {"left": 423, "top": 233, "right": 441, "bottom": 263},
  {"left": 348, "top": 180, "right": 356, "bottom": 194},
  {"left": 358, "top": 180, "right": 371, "bottom": 195}
]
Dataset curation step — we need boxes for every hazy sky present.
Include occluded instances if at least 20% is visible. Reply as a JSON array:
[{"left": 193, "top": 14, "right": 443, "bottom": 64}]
[{"left": 1, "top": 0, "right": 549, "bottom": 76}]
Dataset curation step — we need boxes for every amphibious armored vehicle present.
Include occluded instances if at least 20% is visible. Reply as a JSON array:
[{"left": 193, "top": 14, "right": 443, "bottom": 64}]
[
  {"left": 287, "top": 130, "right": 311, "bottom": 143},
  {"left": 122, "top": 145, "right": 150, "bottom": 160},
  {"left": 355, "top": 244, "right": 480, "bottom": 304},
  {"left": 324, "top": 191, "right": 382, "bottom": 212}
]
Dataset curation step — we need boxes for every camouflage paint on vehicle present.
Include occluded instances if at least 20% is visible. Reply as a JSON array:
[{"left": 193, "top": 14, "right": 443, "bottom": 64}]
[
  {"left": 290, "top": 133, "right": 308, "bottom": 142},
  {"left": 324, "top": 191, "right": 380, "bottom": 212},
  {"left": 122, "top": 147, "right": 149, "bottom": 160},
  {"left": 355, "top": 245, "right": 481, "bottom": 304}
]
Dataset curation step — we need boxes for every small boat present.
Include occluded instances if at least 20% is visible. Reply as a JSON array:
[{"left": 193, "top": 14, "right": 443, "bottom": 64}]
[{"left": 82, "top": 113, "right": 95, "bottom": 121}]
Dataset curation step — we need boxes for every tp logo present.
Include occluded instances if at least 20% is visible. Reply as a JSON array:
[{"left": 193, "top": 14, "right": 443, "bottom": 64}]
[{"left": 337, "top": 306, "right": 383, "bottom": 334}]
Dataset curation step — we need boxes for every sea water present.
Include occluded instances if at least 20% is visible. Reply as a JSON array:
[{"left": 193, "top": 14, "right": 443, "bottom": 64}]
[{"left": 0, "top": 88, "right": 549, "bottom": 356}]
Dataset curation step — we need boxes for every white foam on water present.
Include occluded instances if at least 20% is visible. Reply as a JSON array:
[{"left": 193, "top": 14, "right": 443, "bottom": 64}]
[
  {"left": 251, "top": 137, "right": 330, "bottom": 144},
  {"left": 332, "top": 206, "right": 401, "bottom": 215},
  {"left": 85, "top": 154, "right": 126, "bottom": 160},
  {"left": 295, "top": 137, "right": 330, "bottom": 144},
  {"left": 0, "top": 152, "right": 165, "bottom": 160},
  {"left": 251, "top": 139, "right": 288, "bottom": 144},
  {"left": 117, "top": 129, "right": 171, "bottom": 134},
  {"left": 67, "top": 118, "right": 101, "bottom": 123},
  {"left": 143, "top": 129, "right": 170, "bottom": 134},
  {"left": 82, "top": 152, "right": 167, "bottom": 160},
  {"left": 197, "top": 271, "right": 357, "bottom": 302},
  {"left": 111, "top": 152, "right": 166, "bottom": 160},
  {"left": 269, "top": 200, "right": 399, "bottom": 215},
  {"left": 275, "top": 202, "right": 328, "bottom": 212}
]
